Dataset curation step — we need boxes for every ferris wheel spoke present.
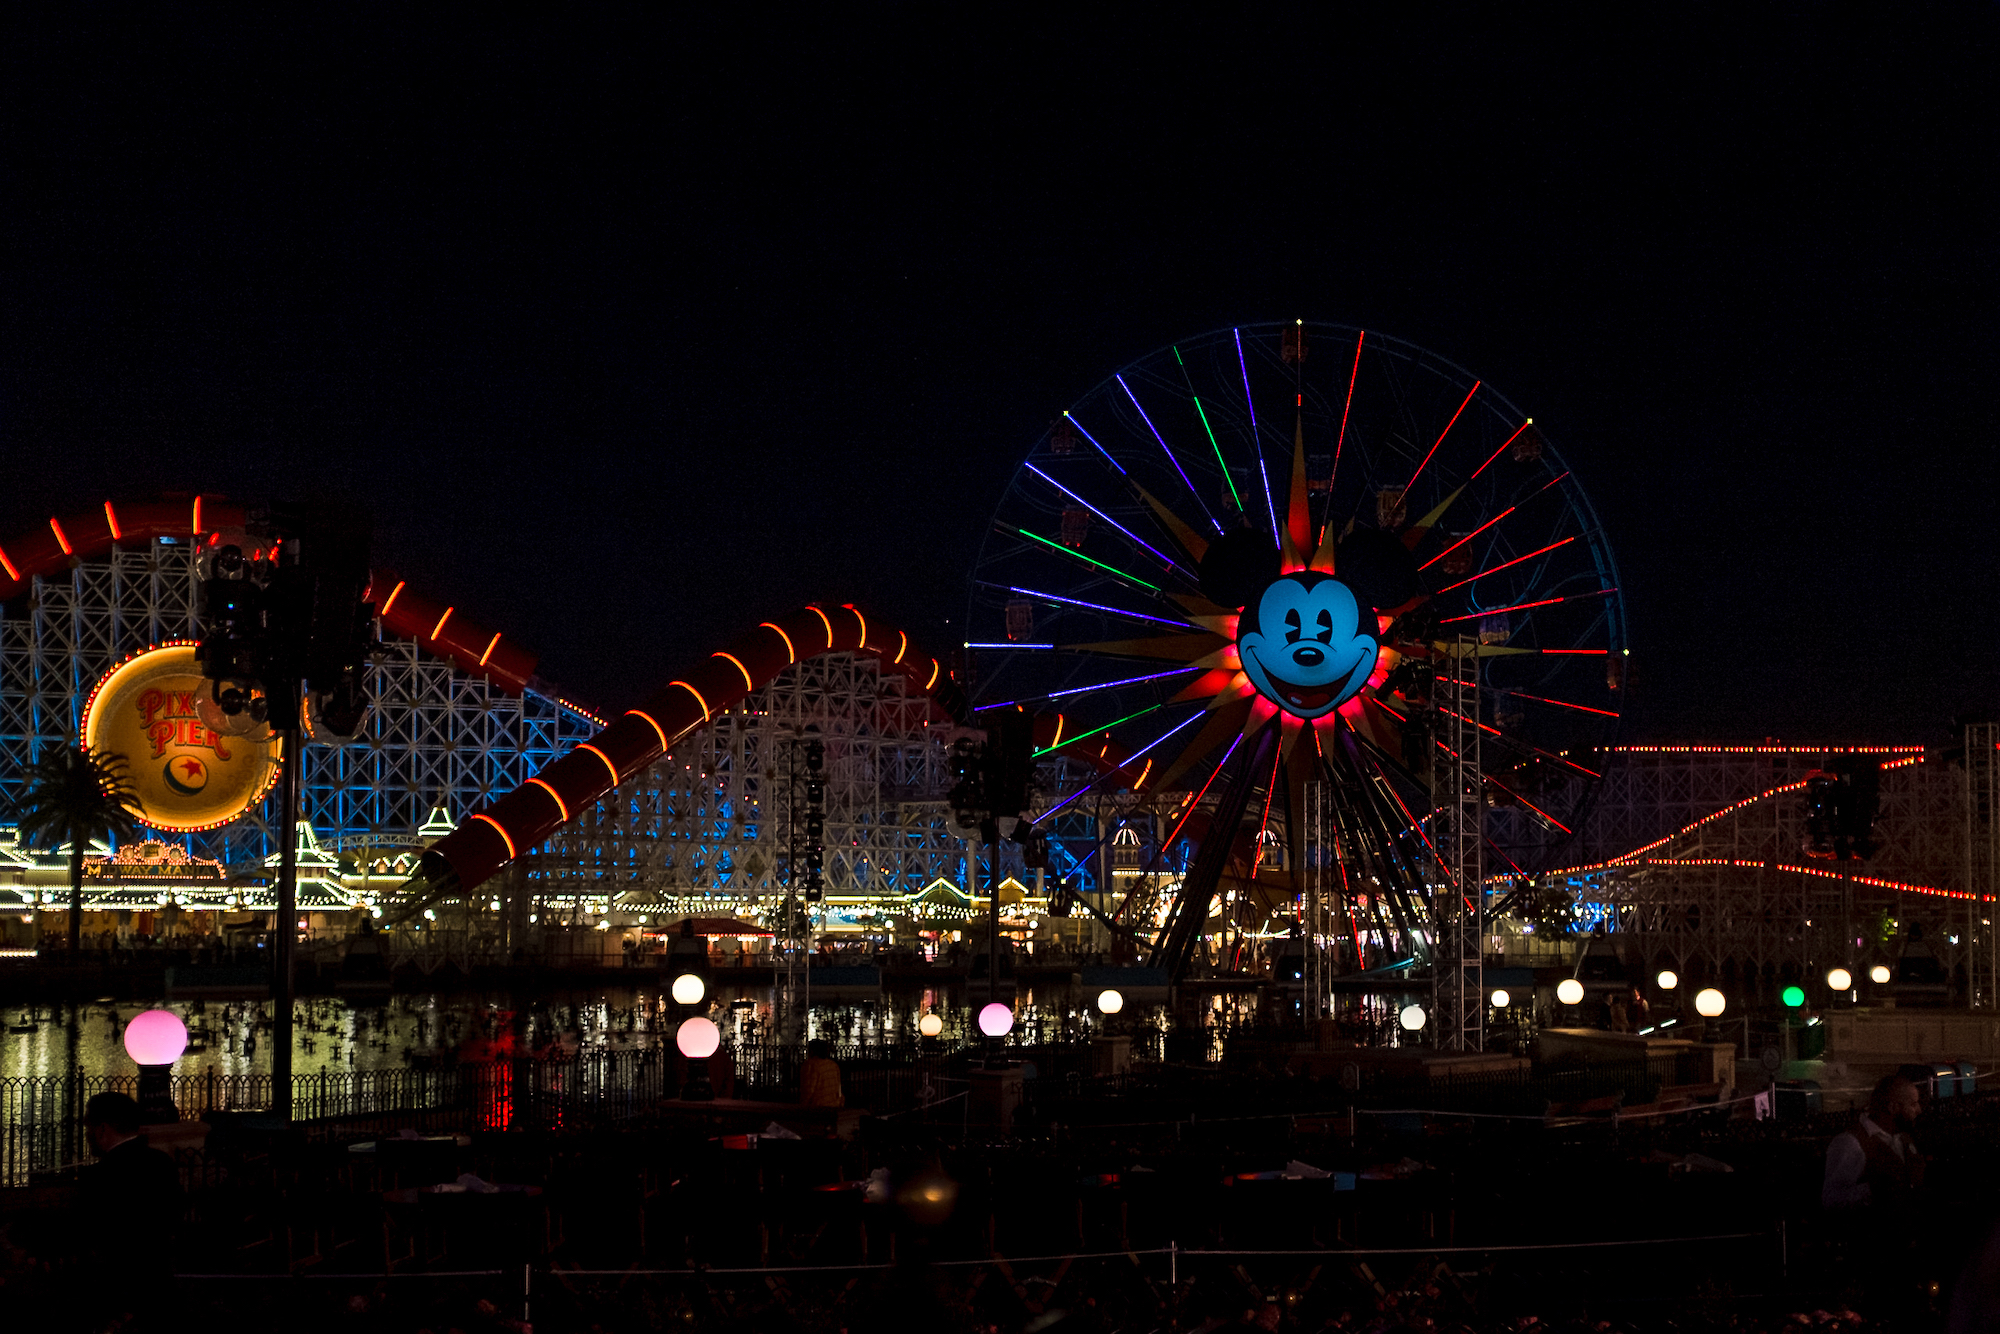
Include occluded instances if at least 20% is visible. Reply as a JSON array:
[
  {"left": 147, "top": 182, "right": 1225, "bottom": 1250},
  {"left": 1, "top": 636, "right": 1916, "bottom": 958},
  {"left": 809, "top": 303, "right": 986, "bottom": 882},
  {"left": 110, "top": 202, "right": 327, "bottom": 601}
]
[
  {"left": 1022, "top": 462, "right": 1198, "bottom": 582},
  {"left": 1332, "top": 329, "right": 1365, "bottom": 494},
  {"left": 1116, "top": 374, "right": 1226, "bottom": 537},
  {"left": 1172, "top": 346, "right": 1245, "bottom": 518},
  {"left": 1431, "top": 535, "right": 1580, "bottom": 595},
  {"left": 973, "top": 664, "right": 1204, "bottom": 712},
  {"left": 1493, "top": 687, "right": 1620, "bottom": 719},
  {"left": 1400, "top": 380, "right": 1481, "bottom": 499},
  {"left": 1468, "top": 419, "right": 1536, "bottom": 482},
  {"left": 1058, "top": 411, "right": 1128, "bottom": 477},
  {"left": 1233, "top": 329, "right": 1282, "bottom": 547},
  {"left": 1006, "top": 526, "right": 1165, "bottom": 594},
  {"left": 980, "top": 581, "right": 1196, "bottom": 631},
  {"left": 1437, "top": 585, "right": 1619, "bottom": 625}
]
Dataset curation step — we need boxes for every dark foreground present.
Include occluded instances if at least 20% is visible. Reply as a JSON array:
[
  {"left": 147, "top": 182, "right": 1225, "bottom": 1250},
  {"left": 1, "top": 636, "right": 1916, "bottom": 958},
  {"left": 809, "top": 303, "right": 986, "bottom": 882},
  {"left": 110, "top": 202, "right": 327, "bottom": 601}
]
[{"left": 3, "top": 1053, "right": 1996, "bottom": 1333}]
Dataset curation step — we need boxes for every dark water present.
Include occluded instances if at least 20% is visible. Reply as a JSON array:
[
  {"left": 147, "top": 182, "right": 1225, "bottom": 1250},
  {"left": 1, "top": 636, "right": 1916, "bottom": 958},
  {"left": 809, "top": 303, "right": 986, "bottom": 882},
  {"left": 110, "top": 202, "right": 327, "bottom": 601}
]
[{"left": 0, "top": 983, "right": 1424, "bottom": 1082}]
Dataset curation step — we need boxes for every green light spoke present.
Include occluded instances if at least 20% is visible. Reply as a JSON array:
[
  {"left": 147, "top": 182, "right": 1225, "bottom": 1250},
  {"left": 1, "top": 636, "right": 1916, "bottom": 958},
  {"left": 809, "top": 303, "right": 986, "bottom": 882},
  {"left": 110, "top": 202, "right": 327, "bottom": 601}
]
[
  {"left": 1175, "top": 346, "right": 1242, "bottom": 512},
  {"left": 1035, "top": 700, "right": 1167, "bottom": 756},
  {"left": 1015, "top": 528, "right": 1161, "bottom": 592}
]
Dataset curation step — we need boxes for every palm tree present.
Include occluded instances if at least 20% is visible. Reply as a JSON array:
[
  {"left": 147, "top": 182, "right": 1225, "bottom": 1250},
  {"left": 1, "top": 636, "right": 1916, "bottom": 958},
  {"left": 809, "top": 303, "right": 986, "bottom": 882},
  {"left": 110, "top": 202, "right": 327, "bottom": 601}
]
[{"left": 11, "top": 742, "right": 142, "bottom": 954}]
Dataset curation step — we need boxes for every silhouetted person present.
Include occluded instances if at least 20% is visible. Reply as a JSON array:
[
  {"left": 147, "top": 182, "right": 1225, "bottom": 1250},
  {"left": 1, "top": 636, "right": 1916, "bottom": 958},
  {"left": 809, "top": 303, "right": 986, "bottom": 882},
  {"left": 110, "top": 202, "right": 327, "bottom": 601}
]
[
  {"left": 73, "top": 1092, "right": 181, "bottom": 1327},
  {"left": 800, "top": 1038, "right": 844, "bottom": 1108},
  {"left": 80, "top": 1092, "right": 181, "bottom": 1238},
  {"left": 1825, "top": 1073, "right": 1927, "bottom": 1324}
]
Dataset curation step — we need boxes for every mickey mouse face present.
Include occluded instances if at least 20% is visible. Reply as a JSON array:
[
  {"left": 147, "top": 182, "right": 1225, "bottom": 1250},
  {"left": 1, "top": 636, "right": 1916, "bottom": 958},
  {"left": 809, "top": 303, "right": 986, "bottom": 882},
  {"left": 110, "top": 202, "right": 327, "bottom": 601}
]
[{"left": 1235, "top": 573, "right": 1379, "bottom": 720}]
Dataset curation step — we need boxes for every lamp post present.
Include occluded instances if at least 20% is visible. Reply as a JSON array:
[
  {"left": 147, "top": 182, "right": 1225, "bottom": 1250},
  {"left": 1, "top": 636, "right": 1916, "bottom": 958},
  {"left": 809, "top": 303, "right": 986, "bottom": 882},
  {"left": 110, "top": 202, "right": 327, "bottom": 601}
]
[{"left": 124, "top": 1008, "right": 189, "bottom": 1124}]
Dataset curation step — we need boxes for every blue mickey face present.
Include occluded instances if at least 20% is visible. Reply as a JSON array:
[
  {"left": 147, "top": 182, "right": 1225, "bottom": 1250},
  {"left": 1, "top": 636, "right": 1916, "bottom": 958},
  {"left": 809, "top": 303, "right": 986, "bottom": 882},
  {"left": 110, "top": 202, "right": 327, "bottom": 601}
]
[{"left": 1236, "top": 574, "right": 1380, "bottom": 720}]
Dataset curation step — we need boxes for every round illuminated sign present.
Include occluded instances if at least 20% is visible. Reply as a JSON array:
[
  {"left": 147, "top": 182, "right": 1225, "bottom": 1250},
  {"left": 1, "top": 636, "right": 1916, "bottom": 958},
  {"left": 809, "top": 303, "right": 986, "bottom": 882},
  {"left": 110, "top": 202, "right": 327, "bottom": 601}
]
[
  {"left": 1235, "top": 573, "right": 1380, "bottom": 719},
  {"left": 82, "top": 645, "right": 282, "bottom": 832}
]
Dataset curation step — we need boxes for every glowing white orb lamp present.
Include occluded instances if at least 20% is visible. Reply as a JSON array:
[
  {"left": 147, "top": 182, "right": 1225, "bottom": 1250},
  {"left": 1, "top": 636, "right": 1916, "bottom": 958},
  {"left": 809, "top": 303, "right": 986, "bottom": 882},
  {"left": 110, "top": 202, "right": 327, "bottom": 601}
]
[
  {"left": 1398, "top": 1004, "right": 1427, "bottom": 1031},
  {"left": 671, "top": 972, "right": 706, "bottom": 1005},
  {"left": 1694, "top": 988, "right": 1727, "bottom": 1018},
  {"left": 1097, "top": 989, "right": 1124, "bottom": 1015},
  {"left": 918, "top": 1013, "right": 944, "bottom": 1038},
  {"left": 1826, "top": 967, "right": 1853, "bottom": 992},
  {"left": 1870, "top": 964, "right": 1892, "bottom": 985},
  {"left": 1556, "top": 979, "right": 1585, "bottom": 1006},
  {"left": 1490, "top": 989, "right": 1510, "bottom": 1008},
  {"left": 1656, "top": 970, "right": 1679, "bottom": 991}
]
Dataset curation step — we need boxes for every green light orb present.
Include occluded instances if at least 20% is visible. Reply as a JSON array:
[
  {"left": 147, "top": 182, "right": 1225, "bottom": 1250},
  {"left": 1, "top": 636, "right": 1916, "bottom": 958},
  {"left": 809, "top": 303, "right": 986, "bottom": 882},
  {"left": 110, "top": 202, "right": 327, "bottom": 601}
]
[{"left": 1781, "top": 985, "right": 1806, "bottom": 1008}]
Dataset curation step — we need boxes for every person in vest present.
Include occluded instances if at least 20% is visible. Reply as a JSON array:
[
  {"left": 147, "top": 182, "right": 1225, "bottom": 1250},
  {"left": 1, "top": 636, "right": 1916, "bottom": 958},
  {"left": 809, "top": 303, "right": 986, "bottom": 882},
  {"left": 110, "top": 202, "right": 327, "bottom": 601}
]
[{"left": 1823, "top": 1072, "right": 1925, "bottom": 1211}]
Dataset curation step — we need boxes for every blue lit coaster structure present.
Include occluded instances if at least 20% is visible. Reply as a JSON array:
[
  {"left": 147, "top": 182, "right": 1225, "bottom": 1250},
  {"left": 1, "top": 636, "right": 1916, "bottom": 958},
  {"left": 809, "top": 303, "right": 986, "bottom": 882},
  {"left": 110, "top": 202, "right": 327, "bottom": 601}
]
[{"left": 966, "top": 322, "right": 1626, "bottom": 1009}]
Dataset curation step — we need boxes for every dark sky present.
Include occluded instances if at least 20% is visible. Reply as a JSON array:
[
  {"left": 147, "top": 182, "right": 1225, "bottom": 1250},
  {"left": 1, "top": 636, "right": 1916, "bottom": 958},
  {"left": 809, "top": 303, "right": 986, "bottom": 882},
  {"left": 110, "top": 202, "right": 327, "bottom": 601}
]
[{"left": 4, "top": 7, "right": 1995, "bottom": 744}]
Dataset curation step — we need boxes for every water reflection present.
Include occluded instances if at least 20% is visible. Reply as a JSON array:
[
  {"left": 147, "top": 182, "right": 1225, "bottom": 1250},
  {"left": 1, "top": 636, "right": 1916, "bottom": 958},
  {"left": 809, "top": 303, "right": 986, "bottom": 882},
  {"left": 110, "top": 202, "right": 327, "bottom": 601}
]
[{"left": 0, "top": 985, "right": 1427, "bottom": 1081}]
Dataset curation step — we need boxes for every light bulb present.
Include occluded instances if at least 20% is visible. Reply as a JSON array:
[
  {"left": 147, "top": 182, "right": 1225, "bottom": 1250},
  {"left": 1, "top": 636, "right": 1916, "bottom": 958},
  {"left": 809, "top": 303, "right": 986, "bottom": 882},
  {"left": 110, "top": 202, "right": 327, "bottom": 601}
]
[
  {"left": 1556, "top": 979, "right": 1584, "bottom": 1005},
  {"left": 1656, "top": 970, "right": 1678, "bottom": 990},
  {"left": 1398, "top": 1005, "right": 1426, "bottom": 1031},
  {"left": 1694, "top": 988, "right": 1726, "bottom": 1018},
  {"left": 1826, "top": 968, "right": 1853, "bottom": 992},
  {"left": 918, "top": 1013, "right": 943, "bottom": 1038},
  {"left": 1490, "top": 989, "right": 1510, "bottom": 1008},
  {"left": 1870, "top": 964, "right": 1892, "bottom": 984},
  {"left": 1096, "top": 989, "right": 1124, "bottom": 1015}
]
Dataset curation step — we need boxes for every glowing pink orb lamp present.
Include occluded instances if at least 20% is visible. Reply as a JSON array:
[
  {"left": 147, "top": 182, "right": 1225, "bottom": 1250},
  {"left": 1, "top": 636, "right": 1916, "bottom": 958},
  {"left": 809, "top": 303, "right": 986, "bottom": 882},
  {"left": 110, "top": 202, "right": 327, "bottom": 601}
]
[
  {"left": 124, "top": 1009, "right": 189, "bottom": 1066},
  {"left": 977, "top": 1003, "right": 1014, "bottom": 1038}
]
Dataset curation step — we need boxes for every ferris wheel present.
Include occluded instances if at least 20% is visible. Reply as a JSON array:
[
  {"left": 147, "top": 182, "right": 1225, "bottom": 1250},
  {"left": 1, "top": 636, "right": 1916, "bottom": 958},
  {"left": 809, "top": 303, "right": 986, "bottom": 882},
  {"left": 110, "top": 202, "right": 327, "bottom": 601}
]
[{"left": 966, "top": 322, "right": 1626, "bottom": 969}]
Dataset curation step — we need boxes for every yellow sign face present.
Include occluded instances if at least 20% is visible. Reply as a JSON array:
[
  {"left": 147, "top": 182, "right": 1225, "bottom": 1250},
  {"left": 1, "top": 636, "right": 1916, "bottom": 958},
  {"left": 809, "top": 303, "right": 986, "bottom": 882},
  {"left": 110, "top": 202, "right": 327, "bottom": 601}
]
[{"left": 82, "top": 644, "right": 283, "bottom": 832}]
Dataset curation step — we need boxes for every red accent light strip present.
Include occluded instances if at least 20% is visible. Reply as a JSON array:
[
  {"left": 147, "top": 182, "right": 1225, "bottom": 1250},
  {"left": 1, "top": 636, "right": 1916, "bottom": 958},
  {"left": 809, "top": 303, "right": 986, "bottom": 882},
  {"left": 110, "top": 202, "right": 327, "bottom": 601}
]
[
  {"left": 430, "top": 607, "right": 454, "bottom": 641},
  {"left": 49, "top": 518, "right": 72, "bottom": 555},
  {"left": 842, "top": 603, "right": 867, "bottom": 647},
  {"left": 627, "top": 709, "right": 669, "bottom": 750},
  {"left": 670, "top": 680, "right": 711, "bottom": 720},
  {"left": 103, "top": 502, "right": 122, "bottom": 540},
  {"left": 894, "top": 630, "right": 907, "bottom": 664},
  {"left": 925, "top": 659, "right": 940, "bottom": 690},
  {"left": 379, "top": 581, "right": 405, "bottom": 615},
  {"left": 472, "top": 813, "right": 517, "bottom": 859},
  {"left": 1402, "top": 380, "right": 1479, "bottom": 497},
  {"left": 806, "top": 605, "right": 834, "bottom": 647},
  {"left": 1433, "top": 536, "right": 1577, "bottom": 594},
  {"left": 1542, "top": 648, "right": 1608, "bottom": 655},
  {"left": 1438, "top": 587, "right": 1618, "bottom": 624},
  {"left": 192, "top": 496, "right": 204, "bottom": 534},
  {"left": 1469, "top": 419, "right": 1533, "bottom": 481},
  {"left": 577, "top": 744, "right": 622, "bottom": 788},
  {"left": 0, "top": 544, "right": 17, "bottom": 582},
  {"left": 712, "top": 652, "right": 754, "bottom": 690},
  {"left": 527, "top": 777, "right": 569, "bottom": 822},
  {"left": 761, "top": 622, "right": 796, "bottom": 663}
]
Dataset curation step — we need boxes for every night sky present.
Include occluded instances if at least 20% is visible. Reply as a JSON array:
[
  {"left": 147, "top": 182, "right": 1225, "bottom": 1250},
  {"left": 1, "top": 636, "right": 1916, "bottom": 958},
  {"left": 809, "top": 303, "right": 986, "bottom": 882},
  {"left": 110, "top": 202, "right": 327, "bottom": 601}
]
[{"left": 5, "top": 8, "right": 1994, "bottom": 744}]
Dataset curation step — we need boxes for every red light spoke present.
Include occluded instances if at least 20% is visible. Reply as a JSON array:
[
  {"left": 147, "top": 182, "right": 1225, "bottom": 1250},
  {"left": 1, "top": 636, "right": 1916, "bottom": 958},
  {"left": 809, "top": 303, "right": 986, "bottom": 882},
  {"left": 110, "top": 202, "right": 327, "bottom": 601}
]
[
  {"left": 1433, "top": 536, "right": 1577, "bottom": 594},
  {"left": 1419, "top": 506, "right": 1514, "bottom": 571},
  {"left": 1502, "top": 689, "right": 1619, "bottom": 719},
  {"left": 1482, "top": 773, "right": 1571, "bottom": 834},
  {"left": 1402, "top": 381, "right": 1479, "bottom": 498},
  {"left": 1469, "top": 420, "right": 1533, "bottom": 481},
  {"left": 1332, "top": 330, "right": 1364, "bottom": 492},
  {"left": 1438, "top": 586, "right": 1618, "bottom": 624}
]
